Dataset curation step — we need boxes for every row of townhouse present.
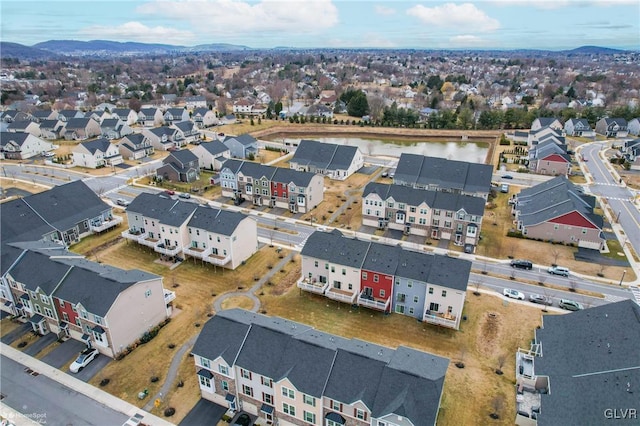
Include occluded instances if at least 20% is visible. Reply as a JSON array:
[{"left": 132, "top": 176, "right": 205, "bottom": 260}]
[
  {"left": 1, "top": 244, "right": 172, "bottom": 358},
  {"left": 511, "top": 175, "right": 605, "bottom": 250},
  {"left": 192, "top": 309, "right": 449, "bottom": 426},
  {"left": 121, "top": 192, "right": 258, "bottom": 269},
  {"left": 220, "top": 159, "right": 324, "bottom": 214},
  {"left": 362, "top": 182, "right": 485, "bottom": 248},
  {"left": 393, "top": 153, "right": 493, "bottom": 200},
  {"left": 298, "top": 230, "right": 470, "bottom": 330},
  {"left": 289, "top": 139, "right": 364, "bottom": 181}
]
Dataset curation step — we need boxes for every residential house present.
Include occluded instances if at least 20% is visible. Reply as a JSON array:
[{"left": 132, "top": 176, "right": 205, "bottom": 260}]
[
  {"left": 38, "top": 119, "right": 65, "bottom": 140},
  {"left": 7, "top": 120, "right": 41, "bottom": 137},
  {"left": 109, "top": 108, "right": 138, "bottom": 126},
  {"left": 223, "top": 134, "right": 258, "bottom": 159},
  {"left": 100, "top": 118, "right": 133, "bottom": 140},
  {"left": 183, "top": 206, "right": 258, "bottom": 269},
  {"left": 162, "top": 94, "right": 177, "bottom": 106},
  {"left": 622, "top": 138, "right": 640, "bottom": 171},
  {"left": 0, "top": 131, "right": 54, "bottom": 160},
  {"left": 137, "top": 108, "right": 163, "bottom": 127},
  {"left": 528, "top": 140, "right": 571, "bottom": 176},
  {"left": 56, "top": 109, "right": 84, "bottom": 122},
  {"left": 0, "top": 180, "right": 122, "bottom": 246},
  {"left": 527, "top": 127, "right": 566, "bottom": 148},
  {"left": 192, "top": 309, "right": 449, "bottom": 425},
  {"left": 118, "top": 133, "right": 154, "bottom": 161},
  {"left": 163, "top": 108, "right": 189, "bottom": 125},
  {"left": 2, "top": 246, "right": 171, "bottom": 358},
  {"left": 394, "top": 154, "right": 493, "bottom": 199},
  {"left": 172, "top": 121, "right": 201, "bottom": 145},
  {"left": 289, "top": 139, "right": 364, "bottom": 180},
  {"left": 62, "top": 117, "right": 101, "bottom": 141},
  {"left": 30, "top": 110, "right": 57, "bottom": 122},
  {"left": 218, "top": 114, "right": 237, "bottom": 125},
  {"left": 219, "top": 159, "right": 324, "bottom": 213},
  {"left": 143, "top": 126, "right": 179, "bottom": 151},
  {"left": 192, "top": 141, "right": 230, "bottom": 171},
  {"left": 185, "top": 95, "right": 207, "bottom": 109},
  {"left": 72, "top": 138, "right": 123, "bottom": 169},
  {"left": 299, "top": 230, "right": 470, "bottom": 329},
  {"left": 1, "top": 111, "right": 31, "bottom": 124},
  {"left": 564, "top": 118, "right": 595, "bottom": 138},
  {"left": 122, "top": 193, "right": 257, "bottom": 268},
  {"left": 362, "top": 183, "right": 484, "bottom": 247},
  {"left": 304, "top": 104, "right": 333, "bottom": 119},
  {"left": 232, "top": 99, "right": 254, "bottom": 115},
  {"left": 157, "top": 149, "right": 200, "bottom": 183},
  {"left": 191, "top": 107, "right": 218, "bottom": 128},
  {"left": 531, "top": 117, "right": 563, "bottom": 131},
  {"left": 512, "top": 175, "right": 604, "bottom": 250},
  {"left": 627, "top": 118, "right": 640, "bottom": 136},
  {"left": 515, "top": 300, "right": 639, "bottom": 425},
  {"left": 595, "top": 117, "right": 629, "bottom": 138}
]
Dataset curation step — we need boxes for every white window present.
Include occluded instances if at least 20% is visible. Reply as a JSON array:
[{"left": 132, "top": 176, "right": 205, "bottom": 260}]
[
  {"left": 282, "top": 387, "right": 295, "bottom": 399},
  {"left": 303, "top": 394, "right": 316, "bottom": 406},
  {"left": 262, "top": 377, "right": 273, "bottom": 388},
  {"left": 355, "top": 408, "right": 366, "bottom": 420},
  {"left": 241, "top": 369, "right": 251, "bottom": 379},
  {"left": 331, "top": 400, "right": 341, "bottom": 411},
  {"left": 442, "top": 290, "right": 447, "bottom": 297},
  {"left": 44, "top": 307, "right": 53, "bottom": 318},
  {"left": 221, "top": 380, "right": 229, "bottom": 391},
  {"left": 200, "top": 357, "right": 210, "bottom": 368},
  {"left": 40, "top": 294, "right": 49, "bottom": 304},
  {"left": 199, "top": 376, "right": 211, "bottom": 388},
  {"left": 283, "top": 403, "right": 295, "bottom": 416},
  {"left": 242, "top": 385, "right": 253, "bottom": 397},
  {"left": 263, "top": 393, "right": 273, "bottom": 404},
  {"left": 218, "top": 364, "right": 229, "bottom": 375},
  {"left": 303, "top": 411, "right": 316, "bottom": 423},
  {"left": 145, "top": 289, "right": 152, "bottom": 298}
]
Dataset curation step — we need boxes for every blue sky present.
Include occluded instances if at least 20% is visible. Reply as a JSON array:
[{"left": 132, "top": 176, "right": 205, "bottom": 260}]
[{"left": 1, "top": 1, "right": 638, "bottom": 50}]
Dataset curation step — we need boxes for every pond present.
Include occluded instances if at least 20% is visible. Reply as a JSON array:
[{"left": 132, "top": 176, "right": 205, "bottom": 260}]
[{"left": 265, "top": 135, "right": 490, "bottom": 164}]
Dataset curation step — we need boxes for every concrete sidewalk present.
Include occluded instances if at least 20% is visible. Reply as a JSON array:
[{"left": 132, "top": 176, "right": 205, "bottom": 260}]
[{"left": 1, "top": 343, "right": 175, "bottom": 426}]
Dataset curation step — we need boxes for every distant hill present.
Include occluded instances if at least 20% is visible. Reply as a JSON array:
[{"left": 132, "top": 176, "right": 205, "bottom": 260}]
[
  {"left": 30, "top": 39, "right": 250, "bottom": 56},
  {"left": 562, "top": 46, "right": 627, "bottom": 55},
  {"left": 0, "top": 42, "right": 58, "bottom": 59}
]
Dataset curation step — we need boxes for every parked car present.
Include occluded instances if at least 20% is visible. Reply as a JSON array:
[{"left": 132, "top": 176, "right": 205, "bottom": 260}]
[
  {"left": 559, "top": 299, "right": 584, "bottom": 311},
  {"left": 381, "top": 171, "right": 389, "bottom": 178},
  {"left": 548, "top": 266, "right": 570, "bottom": 277},
  {"left": 42, "top": 152, "right": 55, "bottom": 158},
  {"left": 529, "top": 294, "right": 552, "bottom": 305},
  {"left": 69, "top": 347, "right": 99, "bottom": 373},
  {"left": 163, "top": 190, "right": 175, "bottom": 196},
  {"left": 178, "top": 192, "right": 191, "bottom": 199},
  {"left": 500, "top": 183, "right": 510, "bottom": 193},
  {"left": 510, "top": 259, "right": 533, "bottom": 270},
  {"left": 503, "top": 288, "right": 525, "bottom": 300},
  {"left": 232, "top": 413, "right": 251, "bottom": 426},
  {"left": 502, "top": 174, "right": 514, "bottom": 179},
  {"left": 116, "top": 198, "right": 129, "bottom": 207}
]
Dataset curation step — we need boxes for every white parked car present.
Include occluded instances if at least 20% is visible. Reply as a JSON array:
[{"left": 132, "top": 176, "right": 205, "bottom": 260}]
[
  {"left": 547, "top": 266, "right": 570, "bottom": 277},
  {"left": 69, "top": 348, "right": 99, "bottom": 373},
  {"left": 503, "top": 288, "right": 525, "bottom": 300}
]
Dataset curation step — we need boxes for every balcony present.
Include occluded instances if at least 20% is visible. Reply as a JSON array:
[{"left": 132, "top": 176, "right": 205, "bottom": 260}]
[
  {"left": 163, "top": 289, "right": 176, "bottom": 304},
  {"left": 121, "top": 229, "right": 148, "bottom": 243},
  {"left": 155, "top": 243, "right": 181, "bottom": 257},
  {"left": 183, "top": 245, "right": 212, "bottom": 260},
  {"left": 325, "top": 288, "right": 357, "bottom": 304},
  {"left": 204, "top": 253, "right": 231, "bottom": 266},
  {"left": 358, "top": 293, "right": 391, "bottom": 311},
  {"left": 91, "top": 215, "right": 123, "bottom": 233},
  {"left": 423, "top": 311, "right": 458, "bottom": 329},
  {"left": 297, "top": 277, "right": 329, "bottom": 295}
]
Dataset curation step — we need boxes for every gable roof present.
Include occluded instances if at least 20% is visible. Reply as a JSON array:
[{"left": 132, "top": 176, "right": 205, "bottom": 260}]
[
  {"left": 121, "top": 133, "right": 147, "bottom": 146},
  {"left": 8, "top": 250, "right": 71, "bottom": 293},
  {"left": 166, "top": 149, "right": 198, "bottom": 165},
  {"left": 515, "top": 175, "right": 602, "bottom": 228},
  {"left": 173, "top": 121, "right": 196, "bottom": 132},
  {"left": 0, "top": 131, "right": 30, "bottom": 148},
  {"left": 529, "top": 139, "right": 569, "bottom": 161},
  {"left": 127, "top": 192, "right": 197, "bottom": 227},
  {"left": 301, "top": 230, "right": 371, "bottom": 268},
  {"left": 292, "top": 139, "right": 359, "bottom": 171},
  {"left": 187, "top": 206, "right": 249, "bottom": 236},
  {"left": 198, "top": 141, "right": 228, "bottom": 156},
  {"left": 64, "top": 117, "right": 94, "bottom": 130},
  {"left": 271, "top": 167, "right": 316, "bottom": 187},
  {"left": 78, "top": 138, "right": 113, "bottom": 155},
  {"left": 535, "top": 300, "right": 640, "bottom": 426},
  {"left": 230, "top": 134, "right": 257, "bottom": 147},
  {"left": 147, "top": 126, "right": 177, "bottom": 138}
]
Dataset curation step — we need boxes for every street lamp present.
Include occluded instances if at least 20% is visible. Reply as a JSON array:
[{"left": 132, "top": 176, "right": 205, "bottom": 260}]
[{"left": 619, "top": 270, "right": 626, "bottom": 286}]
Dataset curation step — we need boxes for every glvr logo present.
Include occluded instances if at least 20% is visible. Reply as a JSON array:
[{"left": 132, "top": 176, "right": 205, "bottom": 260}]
[{"left": 604, "top": 408, "right": 637, "bottom": 420}]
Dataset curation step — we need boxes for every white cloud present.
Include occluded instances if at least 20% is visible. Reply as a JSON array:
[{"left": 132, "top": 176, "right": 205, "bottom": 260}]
[
  {"left": 449, "top": 35, "right": 490, "bottom": 47},
  {"left": 407, "top": 3, "right": 500, "bottom": 32},
  {"left": 490, "top": 0, "right": 638, "bottom": 9},
  {"left": 136, "top": 0, "right": 339, "bottom": 35},
  {"left": 374, "top": 5, "right": 396, "bottom": 16},
  {"left": 79, "top": 22, "right": 195, "bottom": 44}
]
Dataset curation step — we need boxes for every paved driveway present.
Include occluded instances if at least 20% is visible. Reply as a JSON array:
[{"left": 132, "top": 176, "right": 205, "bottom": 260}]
[
  {"left": 67, "top": 353, "right": 112, "bottom": 382},
  {"left": 179, "top": 399, "right": 227, "bottom": 426},
  {"left": 24, "top": 333, "right": 57, "bottom": 356},
  {"left": 41, "top": 338, "right": 86, "bottom": 369},
  {"left": 0, "top": 322, "right": 31, "bottom": 345}
]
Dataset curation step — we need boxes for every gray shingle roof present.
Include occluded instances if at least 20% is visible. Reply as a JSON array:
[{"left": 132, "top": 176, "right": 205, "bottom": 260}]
[
  {"left": 148, "top": 126, "right": 176, "bottom": 138},
  {"left": 301, "top": 230, "right": 371, "bottom": 268},
  {"left": 0, "top": 198, "right": 57, "bottom": 244},
  {"left": 198, "top": 141, "right": 228, "bottom": 156},
  {"left": 7, "top": 250, "right": 71, "bottom": 293},
  {"left": 187, "top": 206, "right": 249, "bottom": 236},
  {"left": 79, "top": 138, "right": 112, "bottom": 154},
  {"left": 121, "top": 133, "right": 147, "bottom": 147},
  {"left": 127, "top": 193, "right": 197, "bottom": 227},
  {"left": 234, "top": 134, "right": 257, "bottom": 146},
  {"left": 193, "top": 309, "right": 448, "bottom": 424},
  {"left": 0, "top": 131, "right": 29, "bottom": 148},
  {"left": 173, "top": 121, "right": 196, "bottom": 132},
  {"left": 166, "top": 149, "right": 198, "bottom": 165},
  {"left": 292, "top": 139, "right": 359, "bottom": 171},
  {"left": 534, "top": 300, "right": 640, "bottom": 426},
  {"left": 271, "top": 167, "right": 316, "bottom": 187},
  {"left": 21, "top": 180, "right": 110, "bottom": 233},
  {"left": 64, "top": 117, "right": 93, "bottom": 130},
  {"left": 515, "top": 175, "right": 602, "bottom": 228}
]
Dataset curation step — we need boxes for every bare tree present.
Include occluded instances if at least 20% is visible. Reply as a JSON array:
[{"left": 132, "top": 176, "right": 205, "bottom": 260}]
[
  {"left": 569, "top": 280, "right": 578, "bottom": 293},
  {"left": 473, "top": 277, "right": 482, "bottom": 296},
  {"left": 367, "top": 94, "right": 385, "bottom": 121},
  {"left": 455, "top": 345, "right": 467, "bottom": 368},
  {"left": 495, "top": 353, "right": 507, "bottom": 375},
  {"left": 490, "top": 394, "right": 505, "bottom": 419},
  {"left": 550, "top": 247, "right": 560, "bottom": 265},
  {"left": 537, "top": 274, "right": 547, "bottom": 286}
]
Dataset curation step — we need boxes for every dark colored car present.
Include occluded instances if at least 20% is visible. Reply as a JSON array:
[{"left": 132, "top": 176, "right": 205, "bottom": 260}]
[
  {"left": 233, "top": 413, "right": 251, "bottom": 426},
  {"left": 164, "top": 190, "right": 175, "bottom": 196},
  {"left": 510, "top": 259, "right": 533, "bottom": 270},
  {"left": 502, "top": 175, "right": 514, "bottom": 179},
  {"left": 529, "top": 294, "right": 552, "bottom": 305}
]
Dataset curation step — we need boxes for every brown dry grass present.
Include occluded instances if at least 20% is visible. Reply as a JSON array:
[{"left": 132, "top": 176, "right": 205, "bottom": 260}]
[
  {"left": 0, "top": 178, "right": 50, "bottom": 198},
  {"left": 84, "top": 239, "right": 289, "bottom": 415},
  {"left": 259, "top": 267, "right": 545, "bottom": 426},
  {"left": 0, "top": 317, "right": 23, "bottom": 337},
  {"left": 220, "top": 296, "right": 255, "bottom": 311}
]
